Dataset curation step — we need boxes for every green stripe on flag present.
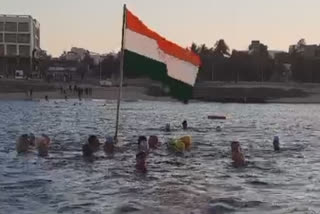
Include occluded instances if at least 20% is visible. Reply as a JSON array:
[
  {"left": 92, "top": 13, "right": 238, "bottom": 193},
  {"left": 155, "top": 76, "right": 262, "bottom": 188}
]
[{"left": 124, "top": 50, "right": 194, "bottom": 101}]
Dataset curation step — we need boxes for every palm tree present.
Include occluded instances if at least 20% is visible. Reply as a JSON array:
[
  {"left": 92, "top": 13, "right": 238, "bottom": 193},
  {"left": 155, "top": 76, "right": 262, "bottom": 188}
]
[
  {"left": 252, "top": 44, "right": 269, "bottom": 81},
  {"left": 297, "top": 38, "right": 306, "bottom": 50},
  {"left": 190, "top": 43, "right": 199, "bottom": 54},
  {"left": 213, "top": 39, "right": 230, "bottom": 57}
]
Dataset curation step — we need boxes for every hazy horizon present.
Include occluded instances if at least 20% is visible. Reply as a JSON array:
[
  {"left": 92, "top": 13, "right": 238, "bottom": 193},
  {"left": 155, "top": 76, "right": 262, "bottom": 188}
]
[{"left": 2, "top": 0, "right": 320, "bottom": 57}]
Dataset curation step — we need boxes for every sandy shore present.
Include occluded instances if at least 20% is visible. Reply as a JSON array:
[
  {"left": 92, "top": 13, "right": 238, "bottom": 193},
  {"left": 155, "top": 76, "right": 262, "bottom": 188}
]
[
  {"left": 2, "top": 79, "right": 320, "bottom": 103},
  {"left": 0, "top": 86, "right": 174, "bottom": 102}
]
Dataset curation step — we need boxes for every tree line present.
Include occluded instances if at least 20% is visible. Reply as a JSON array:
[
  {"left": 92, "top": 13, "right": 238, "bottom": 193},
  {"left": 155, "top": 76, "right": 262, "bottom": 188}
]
[{"left": 40, "top": 38, "right": 320, "bottom": 83}]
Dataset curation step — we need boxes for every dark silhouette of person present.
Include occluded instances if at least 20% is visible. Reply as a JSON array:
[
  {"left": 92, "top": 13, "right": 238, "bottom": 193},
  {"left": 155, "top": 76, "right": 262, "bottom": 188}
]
[
  {"left": 78, "top": 88, "right": 82, "bottom": 100},
  {"left": 82, "top": 135, "right": 101, "bottom": 157},
  {"left": 182, "top": 120, "right": 188, "bottom": 130},
  {"left": 273, "top": 136, "right": 280, "bottom": 151}
]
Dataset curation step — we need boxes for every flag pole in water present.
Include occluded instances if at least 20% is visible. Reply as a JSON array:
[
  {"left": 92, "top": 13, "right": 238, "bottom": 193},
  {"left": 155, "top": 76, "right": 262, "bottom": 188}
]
[{"left": 115, "top": 4, "right": 127, "bottom": 141}]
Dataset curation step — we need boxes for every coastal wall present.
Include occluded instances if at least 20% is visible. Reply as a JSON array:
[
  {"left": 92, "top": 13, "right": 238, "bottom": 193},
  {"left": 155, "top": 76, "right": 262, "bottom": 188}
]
[{"left": 192, "top": 81, "right": 309, "bottom": 103}]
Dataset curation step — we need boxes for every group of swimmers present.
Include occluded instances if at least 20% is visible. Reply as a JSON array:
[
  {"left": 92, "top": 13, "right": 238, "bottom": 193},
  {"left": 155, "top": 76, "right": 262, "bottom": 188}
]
[
  {"left": 231, "top": 135, "right": 281, "bottom": 167},
  {"left": 16, "top": 133, "right": 50, "bottom": 157},
  {"left": 16, "top": 120, "right": 282, "bottom": 172}
]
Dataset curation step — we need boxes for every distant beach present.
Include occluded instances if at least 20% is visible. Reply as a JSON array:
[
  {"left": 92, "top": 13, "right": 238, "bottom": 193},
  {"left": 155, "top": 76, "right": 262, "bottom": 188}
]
[{"left": 1, "top": 79, "right": 320, "bottom": 103}]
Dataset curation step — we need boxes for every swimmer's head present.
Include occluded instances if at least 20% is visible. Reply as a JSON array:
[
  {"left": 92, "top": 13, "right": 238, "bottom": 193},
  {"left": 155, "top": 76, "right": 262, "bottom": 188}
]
[
  {"left": 16, "top": 134, "right": 30, "bottom": 153},
  {"left": 231, "top": 141, "right": 241, "bottom": 152},
  {"left": 273, "top": 136, "right": 280, "bottom": 151},
  {"left": 138, "top": 136, "right": 147, "bottom": 145},
  {"left": 148, "top": 135, "right": 159, "bottom": 149},
  {"left": 88, "top": 135, "right": 100, "bottom": 152},
  {"left": 231, "top": 141, "right": 245, "bottom": 167},
  {"left": 182, "top": 120, "right": 188, "bottom": 130},
  {"left": 138, "top": 136, "right": 149, "bottom": 153},
  {"left": 35, "top": 135, "right": 50, "bottom": 157},
  {"left": 165, "top": 123, "right": 171, "bottom": 132},
  {"left": 216, "top": 126, "right": 222, "bottom": 132}
]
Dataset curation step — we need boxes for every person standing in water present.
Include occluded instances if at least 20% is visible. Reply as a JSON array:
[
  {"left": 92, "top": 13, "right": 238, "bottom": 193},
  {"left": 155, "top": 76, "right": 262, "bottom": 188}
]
[
  {"left": 16, "top": 134, "right": 32, "bottom": 153},
  {"left": 182, "top": 120, "right": 188, "bottom": 130},
  {"left": 82, "top": 135, "right": 101, "bottom": 157},
  {"left": 103, "top": 136, "right": 115, "bottom": 154},
  {"left": 165, "top": 123, "right": 171, "bottom": 132},
  {"left": 78, "top": 89, "right": 82, "bottom": 101},
  {"left": 138, "top": 136, "right": 149, "bottom": 153},
  {"left": 273, "top": 136, "right": 280, "bottom": 151},
  {"left": 148, "top": 136, "right": 161, "bottom": 149},
  {"left": 29, "top": 88, "right": 33, "bottom": 98},
  {"left": 231, "top": 141, "right": 246, "bottom": 167},
  {"left": 36, "top": 134, "right": 50, "bottom": 157}
]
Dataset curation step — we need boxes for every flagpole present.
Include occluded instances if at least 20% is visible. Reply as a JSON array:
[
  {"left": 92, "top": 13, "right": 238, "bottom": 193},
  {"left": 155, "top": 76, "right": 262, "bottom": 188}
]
[{"left": 114, "top": 4, "right": 126, "bottom": 141}]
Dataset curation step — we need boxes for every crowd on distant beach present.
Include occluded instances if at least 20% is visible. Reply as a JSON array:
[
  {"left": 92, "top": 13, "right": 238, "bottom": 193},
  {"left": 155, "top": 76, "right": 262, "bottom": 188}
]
[
  {"left": 16, "top": 119, "right": 282, "bottom": 173},
  {"left": 26, "top": 84, "right": 95, "bottom": 101},
  {"left": 59, "top": 85, "right": 93, "bottom": 101}
]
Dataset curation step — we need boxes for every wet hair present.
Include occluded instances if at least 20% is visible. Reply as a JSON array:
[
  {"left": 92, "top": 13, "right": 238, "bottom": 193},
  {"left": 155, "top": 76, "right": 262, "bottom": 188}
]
[
  {"left": 21, "top": 134, "right": 28, "bottom": 138},
  {"left": 273, "top": 136, "right": 280, "bottom": 151},
  {"left": 88, "top": 135, "right": 98, "bottom": 145},
  {"left": 182, "top": 120, "right": 188, "bottom": 129},
  {"left": 87, "top": 135, "right": 100, "bottom": 153},
  {"left": 138, "top": 136, "right": 147, "bottom": 144},
  {"left": 231, "top": 141, "right": 240, "bottom": 151}
]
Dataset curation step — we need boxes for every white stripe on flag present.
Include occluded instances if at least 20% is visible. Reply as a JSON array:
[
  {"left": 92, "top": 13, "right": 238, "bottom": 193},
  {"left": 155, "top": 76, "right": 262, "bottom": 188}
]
[{"left": 124, "top": 29, "right": 164, "bottom": 63}]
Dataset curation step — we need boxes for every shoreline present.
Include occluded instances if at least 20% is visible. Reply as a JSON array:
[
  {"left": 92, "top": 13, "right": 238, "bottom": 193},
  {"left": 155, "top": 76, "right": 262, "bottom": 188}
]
[
  {"left": 2, "top": 79, "right": 320, "bottom": 104},
  {"left": 1, "top": 89, "right": 320, "bottom": 104}
]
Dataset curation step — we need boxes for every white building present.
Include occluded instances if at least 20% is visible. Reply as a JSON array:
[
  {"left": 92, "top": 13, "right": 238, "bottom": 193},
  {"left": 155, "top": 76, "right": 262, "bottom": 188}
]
[
  {"left": 0, "top": 15, "right": 40, "bottom": 58},
  {"left": 65, "top": 47, "right": 88, "bottom": 62}
]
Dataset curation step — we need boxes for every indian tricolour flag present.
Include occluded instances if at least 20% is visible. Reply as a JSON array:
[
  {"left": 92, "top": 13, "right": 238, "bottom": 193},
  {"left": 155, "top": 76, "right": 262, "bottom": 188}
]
[{"left": 123, "top": 8, "right": 201, "bottom": 101}]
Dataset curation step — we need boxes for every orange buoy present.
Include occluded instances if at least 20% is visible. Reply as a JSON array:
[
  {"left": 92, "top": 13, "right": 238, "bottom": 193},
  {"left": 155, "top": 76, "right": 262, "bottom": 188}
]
[{"left": 208, "top": 115, "right": 226, "bottom": 120}]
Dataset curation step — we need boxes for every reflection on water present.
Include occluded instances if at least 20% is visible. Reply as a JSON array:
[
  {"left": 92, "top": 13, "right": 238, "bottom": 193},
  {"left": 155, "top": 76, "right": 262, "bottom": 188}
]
[{"left": 0, "top": 100, "right": 320, "bottom": 214}]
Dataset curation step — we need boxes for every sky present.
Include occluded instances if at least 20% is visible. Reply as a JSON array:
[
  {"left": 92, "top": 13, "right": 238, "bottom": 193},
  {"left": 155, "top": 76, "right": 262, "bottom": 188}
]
[{"left": 2, "top": 0, "right": 320, "bottom": 56}]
